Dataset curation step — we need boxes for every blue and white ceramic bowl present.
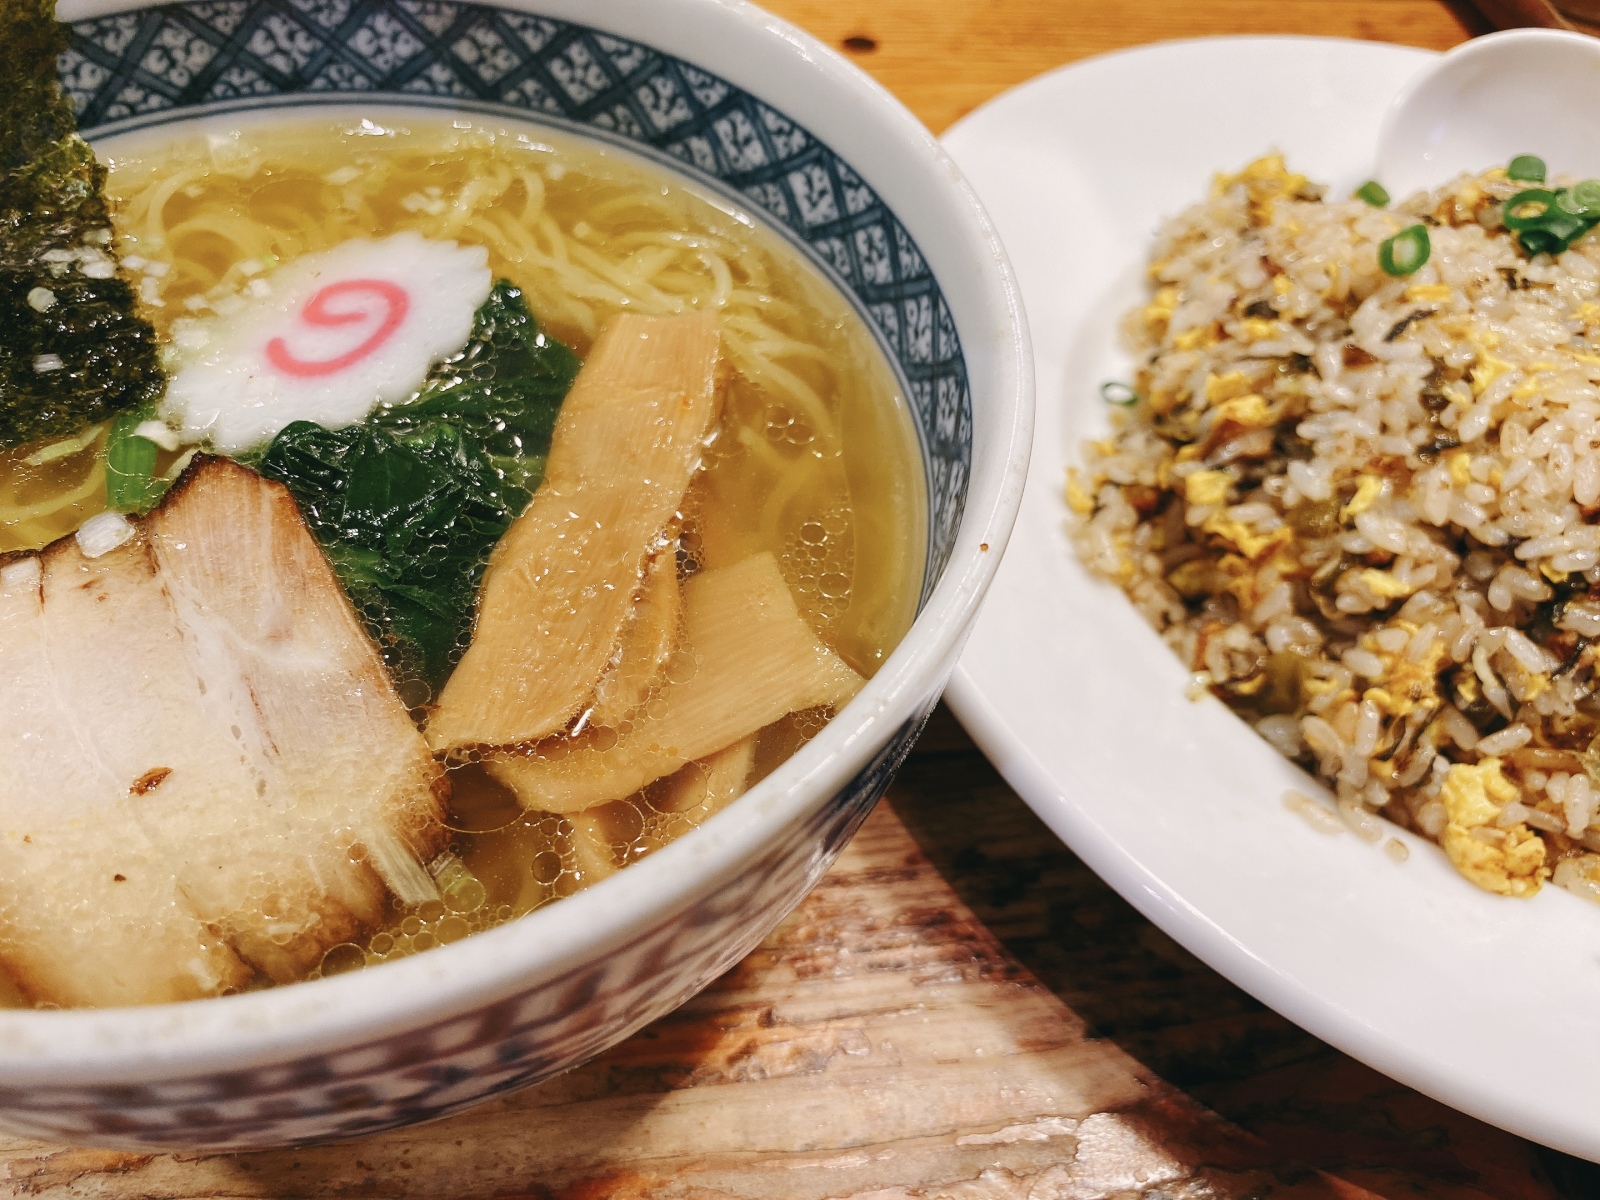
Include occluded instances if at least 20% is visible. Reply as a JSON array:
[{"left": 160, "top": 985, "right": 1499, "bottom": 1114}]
[{"left": 0, "top": 0, "right": 1032, "bottom": 1149}]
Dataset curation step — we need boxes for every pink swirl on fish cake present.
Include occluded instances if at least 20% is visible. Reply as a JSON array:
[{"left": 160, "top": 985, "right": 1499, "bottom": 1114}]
[{"left": 266, "top": 279, "right": 411, "bottom": 378}]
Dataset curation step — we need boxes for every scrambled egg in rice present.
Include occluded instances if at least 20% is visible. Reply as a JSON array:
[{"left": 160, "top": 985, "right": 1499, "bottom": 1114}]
[{"left": 1073, "top": 154, "right": 1600, "bottom": 900}]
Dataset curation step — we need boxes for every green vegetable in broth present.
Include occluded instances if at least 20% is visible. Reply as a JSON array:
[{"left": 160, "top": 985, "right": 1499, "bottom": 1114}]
[
  {"left": 0, "top": 0, "right": 164, "bottom": 448},
  {"left": 374, "top": 279, "right": 579, "bottom": 496},
  {"left": 260, "top": 419, "right": 508, "bottom": 691},
  {"left": 105, "top": 405, "right": 165, "bottom": 514},
  {"left": 256, "top": 281, "right": 580, "bottom": 692}
]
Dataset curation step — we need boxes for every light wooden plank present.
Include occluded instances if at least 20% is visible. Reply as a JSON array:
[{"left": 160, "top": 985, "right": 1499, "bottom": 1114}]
[{"left": 761, "top": 0, "right": 1476, "bottom": 133}]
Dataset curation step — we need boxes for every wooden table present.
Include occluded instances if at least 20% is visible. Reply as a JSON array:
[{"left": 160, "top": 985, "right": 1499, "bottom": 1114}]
[{"left": 12, "top": 1, "right": 1600, "bottom": 1196}]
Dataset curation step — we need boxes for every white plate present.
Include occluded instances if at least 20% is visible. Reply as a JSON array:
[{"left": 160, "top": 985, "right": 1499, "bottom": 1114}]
[{"left": 941, "top": 36, "right": 1600, "bottom": 1160}]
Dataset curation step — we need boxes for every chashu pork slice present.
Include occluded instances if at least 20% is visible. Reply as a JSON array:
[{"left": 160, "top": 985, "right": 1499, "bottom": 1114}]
[
  {"left": 146, "top": 458, "right": 450, "bottom": 981},
  {"left": 0, "top": 551, "right": 249, "bottom": 1007},
  {"left": 0, "top": 458, "right": 447, "bottom": 1007},
  {"left": 428, "top": 311, "right": 722, "bottom": 752}
]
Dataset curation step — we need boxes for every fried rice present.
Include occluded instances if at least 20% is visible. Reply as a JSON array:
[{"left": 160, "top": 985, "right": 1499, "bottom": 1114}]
[{"left": 1072, "top": 154, "right": 1600, "bottom": 902}]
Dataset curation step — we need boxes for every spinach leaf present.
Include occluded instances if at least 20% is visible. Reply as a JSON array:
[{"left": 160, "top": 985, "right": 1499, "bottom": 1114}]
[
  {"left": 0, "top": 0, "right": 164, "bottom": 449},
  {"left": 256, "top": 281, "right": 580, "bottom": 692},
  {"left": 374, "top": 278, "right": 576, "bottom": 494}
]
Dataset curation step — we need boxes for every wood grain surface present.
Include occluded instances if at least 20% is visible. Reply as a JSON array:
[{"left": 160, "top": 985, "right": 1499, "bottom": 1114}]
[
  {"left": 764, "top": 0, "right": 1478, "bottom": 136},
  {"left": 9, "top": 1, "right": 1600, "bottom": 1197}
]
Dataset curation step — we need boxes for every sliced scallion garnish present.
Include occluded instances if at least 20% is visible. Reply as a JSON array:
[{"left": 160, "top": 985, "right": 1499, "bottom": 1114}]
[
  {"left": 1503, "top": 189, "right": 1557, "bottom": 229},
  {"left": 1378, "top": 224, "right": 1431, "bottom": 277},
  {"left": 1100, "top": 381, "right": 1138, "bottom": 406},
  {"left": 1504, "top": 185, "right": 1599, "bottom": 256},
  {"left": 1355, "top": 180, "right": 1390, "bottom": 207},
  {"left": 1557, "top": 189, "right": 1589, "bottom": 216},
  {"left": 1542, "top": 210, "right": 1588, "bottom": 242},
  {"left": 1520, "top": 228, "right": 1567, "bottom": 257},
  {"left": 1508, "top": 154, "right": 1547, "bottom": 183},
  {"left": 105, "top": 405, "right": 164, "bottom": 514},
  {"left": 1572, "top": 179, "right": 1600, "bottom": 214}
]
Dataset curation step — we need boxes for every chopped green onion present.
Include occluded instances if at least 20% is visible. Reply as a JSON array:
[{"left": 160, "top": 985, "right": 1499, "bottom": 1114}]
[
  {"left": 1508, "top": 154, "right": 1547, "bottom": 183},
  {"left": 1100, "top": 381, "right": 1138, "bottom": 406},
  {"left": 1542, "top": 209, "right": 1589, "bottom": 242},
  {"left": 1503, "top": 186, "right": 1599, "bottom": 255},
  {"left": 1355, "top": 180, "right": 1390, "bottom": 207},
  {"left": 1519, "top": 227, "right": 1567, "bottom": 257},
  {"left": 1557, "top": 189, "right": 1589, "bottom": 216},
  {"left": 1572, "top": 180, "right": 1600, "bottom": 214},
  {"left": 1534, "top": 200, "right": 1587, "bottom": 238},
  {"left": 105, "top": 406, "right": 166, "bottom": 514},
  {"left": 1378, "top": 224, "right": 1431, "bottom": 277},
  {"left": 1503, "top": 189, "right": 1558, "bottom": 230}
]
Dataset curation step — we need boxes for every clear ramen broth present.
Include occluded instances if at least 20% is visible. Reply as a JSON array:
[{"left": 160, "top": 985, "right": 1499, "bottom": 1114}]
[{"left": 0, "top": 115, "right": 924, "bottom": 997}]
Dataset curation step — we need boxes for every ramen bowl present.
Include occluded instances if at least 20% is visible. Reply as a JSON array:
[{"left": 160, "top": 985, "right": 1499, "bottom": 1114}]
[{"left": 0, "top": 0, "right": 1031, "bottom": 1148}]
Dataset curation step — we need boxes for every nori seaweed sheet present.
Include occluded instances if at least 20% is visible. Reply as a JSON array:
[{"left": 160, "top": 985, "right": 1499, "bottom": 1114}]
[{"left": 0, "top": 0, "right": 163, "bottom": 449}]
